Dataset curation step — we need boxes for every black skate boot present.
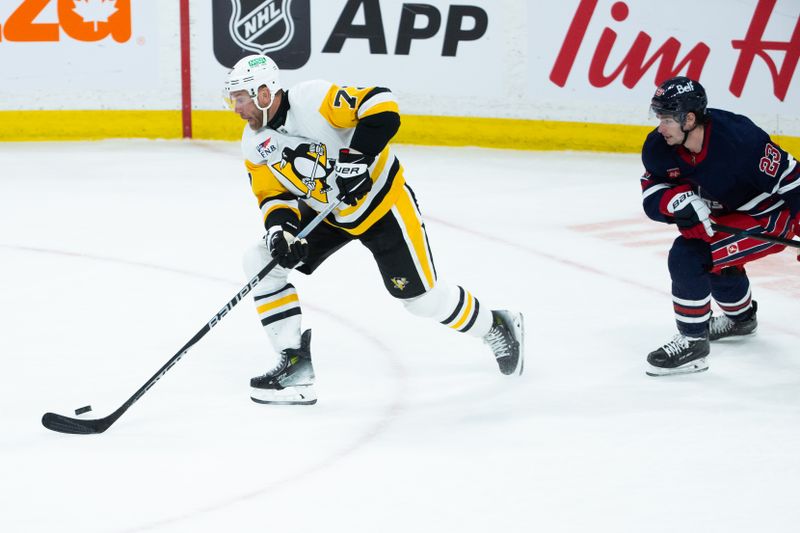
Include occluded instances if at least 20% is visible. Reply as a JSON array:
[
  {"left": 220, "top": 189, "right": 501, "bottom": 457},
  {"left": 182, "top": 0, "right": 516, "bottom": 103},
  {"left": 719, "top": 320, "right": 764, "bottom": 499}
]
[
  {"left": 250, "top": 329, "right": 316, "bottom": 405},
  {"left": 646, "top": 333, "right": 710, "bottom": 376},
  {"left": 709, "top": 301, "right": 758, "bottom": 341},
  {"left": 483, "top": 310, "right": 525, "bottom": 376}
]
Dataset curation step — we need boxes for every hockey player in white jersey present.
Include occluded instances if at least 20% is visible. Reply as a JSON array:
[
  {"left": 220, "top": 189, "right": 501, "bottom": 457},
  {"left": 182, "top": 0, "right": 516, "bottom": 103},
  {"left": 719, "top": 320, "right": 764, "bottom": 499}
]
[{"left": 224, "top": 55, "right": 525, "bottom": 405}]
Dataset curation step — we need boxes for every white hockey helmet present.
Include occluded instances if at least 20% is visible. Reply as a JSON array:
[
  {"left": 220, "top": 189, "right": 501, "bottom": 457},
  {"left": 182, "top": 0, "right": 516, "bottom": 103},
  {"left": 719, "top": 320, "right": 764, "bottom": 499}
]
[{"left": 223, "top": 54, "right": 281, "bottom": 111}]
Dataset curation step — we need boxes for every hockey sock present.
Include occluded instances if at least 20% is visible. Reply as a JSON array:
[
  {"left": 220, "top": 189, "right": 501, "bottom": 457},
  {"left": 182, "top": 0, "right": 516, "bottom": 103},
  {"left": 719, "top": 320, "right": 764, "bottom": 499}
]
[
  {"left": 710, "top": 266, "right": 754, "bottom": 321},
  {"left": 402, "top": 282, "right": 493, "bottom": 338},
  {"left": 242, "top": 241, "right": 302, "bottom": 352},
  {"left": 252, "top": 283, "right": 302, "bottom": 352},
  {"left": 669, "top": 237, "right": 712, "bottom": 337}
]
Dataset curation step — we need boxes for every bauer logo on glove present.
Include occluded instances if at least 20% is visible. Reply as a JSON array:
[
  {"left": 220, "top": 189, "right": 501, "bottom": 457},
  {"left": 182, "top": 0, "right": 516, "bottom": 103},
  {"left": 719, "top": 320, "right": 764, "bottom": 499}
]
[{"left": 334, "top": 148, "right": 374, "bottom": 206}]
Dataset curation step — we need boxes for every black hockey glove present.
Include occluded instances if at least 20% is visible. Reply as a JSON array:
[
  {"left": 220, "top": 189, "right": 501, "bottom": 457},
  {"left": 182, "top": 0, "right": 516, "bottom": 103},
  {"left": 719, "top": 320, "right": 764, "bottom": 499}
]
[
  {"left": 334, "top": 148, "right": 374, "bottom": 206},
  {"left": 267, "top": 225, "right": 308, "bottom": 269}
]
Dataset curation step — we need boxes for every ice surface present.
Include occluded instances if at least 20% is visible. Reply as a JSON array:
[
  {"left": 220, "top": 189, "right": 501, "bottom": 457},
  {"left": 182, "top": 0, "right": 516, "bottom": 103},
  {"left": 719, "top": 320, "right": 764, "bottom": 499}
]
[{"left": 1, "top": 141, "right": 798, "bottom": 533}]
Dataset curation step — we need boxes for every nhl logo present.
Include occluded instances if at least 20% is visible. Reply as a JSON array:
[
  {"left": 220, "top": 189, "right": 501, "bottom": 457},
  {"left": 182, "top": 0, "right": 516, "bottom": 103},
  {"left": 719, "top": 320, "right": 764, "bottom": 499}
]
[
  {"left": 228, "top": 0, "right": 295, "bottom": 55},
  {"left": 213, "top": 0, "right": 310, "bottom": 69}
]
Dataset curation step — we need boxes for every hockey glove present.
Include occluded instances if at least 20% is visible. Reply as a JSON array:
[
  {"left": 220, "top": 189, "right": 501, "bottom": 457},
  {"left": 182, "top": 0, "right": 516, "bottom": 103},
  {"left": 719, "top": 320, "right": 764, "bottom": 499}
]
[
  {"left": 267, "top": 225, "right": 308, "bottom": 269},
  {"left": 666, "top": 190, "right": 715, "bottom": 241},
  {"left": 335, "top": 149, "right": 374, "bottom": 206}
]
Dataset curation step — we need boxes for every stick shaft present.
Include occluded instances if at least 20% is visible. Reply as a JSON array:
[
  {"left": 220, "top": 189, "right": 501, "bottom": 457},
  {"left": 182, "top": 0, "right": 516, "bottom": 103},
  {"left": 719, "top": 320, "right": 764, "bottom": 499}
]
[
  {"left": 42, "top": 199, "right": 343, "bottom": 434},
  {"left": 711, "top": 223, "right": 800, "bottom": 250}
]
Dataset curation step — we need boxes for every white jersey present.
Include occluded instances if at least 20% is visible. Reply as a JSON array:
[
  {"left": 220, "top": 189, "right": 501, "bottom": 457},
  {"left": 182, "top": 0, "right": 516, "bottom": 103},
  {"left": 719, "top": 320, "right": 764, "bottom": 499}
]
[{"left": 240, "top": 80, "right": 405, "bottom": 235}]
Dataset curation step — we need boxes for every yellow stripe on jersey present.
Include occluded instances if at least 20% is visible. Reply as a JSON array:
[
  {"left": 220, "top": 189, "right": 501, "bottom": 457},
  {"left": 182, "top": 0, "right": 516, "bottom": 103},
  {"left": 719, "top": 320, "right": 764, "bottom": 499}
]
[
  {"left": 318, "top": 85, "right": 399, "bottom": 129},
  {"left": 246, "top": 159, "right": 290, "bottom": 201},
  {"left": 256, "top": 294, "right": 299, "bottom": 315},
  {"left": 335, "top": 164, "right": 407, "bottom": 236},
  {"left": 246, "top": 159, "right": 300, "bottom": 224},
  {"left": 450, "top": 292, "right": 475, "bottom": 330},
  {"left": 394, "top": 186, "right": 435, "bottom": 289}
]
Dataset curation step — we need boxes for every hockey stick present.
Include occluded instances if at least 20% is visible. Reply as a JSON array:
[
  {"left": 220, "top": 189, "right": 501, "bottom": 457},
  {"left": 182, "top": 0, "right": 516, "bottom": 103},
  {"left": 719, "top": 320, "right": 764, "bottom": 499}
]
[
  {"left": 41, "top": 202, "right": 338, "bottom": 434},
  {"left": 711, "top": 223, "right": 800, "bottom": 250},
  {"left": 42, "top": 160, "right": 361, "bottom": 434}
]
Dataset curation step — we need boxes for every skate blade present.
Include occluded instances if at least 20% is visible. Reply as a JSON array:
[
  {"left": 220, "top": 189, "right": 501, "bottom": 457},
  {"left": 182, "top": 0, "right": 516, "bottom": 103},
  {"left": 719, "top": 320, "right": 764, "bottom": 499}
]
[
  {"left": 710, "top": 327, "right": 757, "bottom": 342},
  {"left": 646, "top": 358, "right": 708, "bottom": 377},
  {"left": 250, "top": 385, "right": 317, "bottom": 405},
  {"left": 514, "top": 313, "right": 525, "bottom": 376}
]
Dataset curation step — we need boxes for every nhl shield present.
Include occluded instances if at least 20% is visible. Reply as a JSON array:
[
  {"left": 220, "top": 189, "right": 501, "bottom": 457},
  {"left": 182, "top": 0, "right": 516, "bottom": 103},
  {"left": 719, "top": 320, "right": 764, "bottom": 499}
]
[
  {"left": 229, "top": 0, "right": 294, "bottom": 54},
  {"left": 213, "top": 0, "right": 310, "bottom": 69}
]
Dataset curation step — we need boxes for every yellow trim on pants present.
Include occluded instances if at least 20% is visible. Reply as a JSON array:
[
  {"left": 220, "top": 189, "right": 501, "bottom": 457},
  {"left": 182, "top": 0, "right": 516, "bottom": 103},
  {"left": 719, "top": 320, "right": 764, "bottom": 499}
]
[{"left": 393, "top": 185, "right": 436, "bottom": 289}]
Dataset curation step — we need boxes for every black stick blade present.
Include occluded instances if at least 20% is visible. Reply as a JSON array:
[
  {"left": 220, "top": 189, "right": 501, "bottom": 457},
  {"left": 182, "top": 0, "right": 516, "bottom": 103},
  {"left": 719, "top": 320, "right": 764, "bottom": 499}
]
[{"left": 41, "top": 412, "right": 112, "bottom": 434}]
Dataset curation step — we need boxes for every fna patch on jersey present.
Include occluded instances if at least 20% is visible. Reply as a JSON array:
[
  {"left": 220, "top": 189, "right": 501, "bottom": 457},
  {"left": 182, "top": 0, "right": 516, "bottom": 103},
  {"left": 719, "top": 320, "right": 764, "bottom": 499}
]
[
  {"left": 212, "top": 0, "right": 311, "bottom": 69},
  {"left": 272, "top": 143, "right": 334, "bottom": 202}
]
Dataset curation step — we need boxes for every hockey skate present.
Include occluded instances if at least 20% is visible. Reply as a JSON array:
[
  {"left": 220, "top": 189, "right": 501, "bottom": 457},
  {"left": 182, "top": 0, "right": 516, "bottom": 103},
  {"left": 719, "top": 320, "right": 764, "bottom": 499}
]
[
  {"left": 483, "top": 310, "right": 525, "bottom": 376},
  {"left": 709, "top": 301, "right": 758, "bottom": 341},
  {"left": 250, "top": 329, "right": 317, "bottom": 405},
  {"left": 646, "top": 333, "right": 710, "bottom": 376}
]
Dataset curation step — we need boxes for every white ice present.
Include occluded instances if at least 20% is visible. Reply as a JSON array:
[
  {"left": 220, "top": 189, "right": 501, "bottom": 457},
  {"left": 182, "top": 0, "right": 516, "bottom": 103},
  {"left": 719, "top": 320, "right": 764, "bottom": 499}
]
[{"left": 1, "top": 141, "right": 798, "bottom": 533}]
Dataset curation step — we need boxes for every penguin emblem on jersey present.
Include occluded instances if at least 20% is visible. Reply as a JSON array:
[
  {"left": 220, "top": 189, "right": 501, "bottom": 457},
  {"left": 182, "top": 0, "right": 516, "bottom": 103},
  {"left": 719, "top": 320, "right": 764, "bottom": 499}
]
[
  {"left": 272, "top": 142, "right": 333, "bottom": 202},
  {"left": 391, "top": 277, "right": 410, "bottom": 291}
]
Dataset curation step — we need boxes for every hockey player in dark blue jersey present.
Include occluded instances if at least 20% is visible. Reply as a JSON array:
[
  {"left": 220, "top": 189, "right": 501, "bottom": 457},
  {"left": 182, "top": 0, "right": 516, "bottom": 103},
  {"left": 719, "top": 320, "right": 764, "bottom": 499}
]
[{"left": 640, "top": 76, "right": 800, "bottom": 376}]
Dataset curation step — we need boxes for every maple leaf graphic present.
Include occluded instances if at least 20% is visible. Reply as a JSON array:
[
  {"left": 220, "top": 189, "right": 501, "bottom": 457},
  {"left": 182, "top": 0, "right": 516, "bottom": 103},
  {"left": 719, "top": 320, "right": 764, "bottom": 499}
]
[{"left": 72, "top": 0, "right": 118, "bottom": 32}]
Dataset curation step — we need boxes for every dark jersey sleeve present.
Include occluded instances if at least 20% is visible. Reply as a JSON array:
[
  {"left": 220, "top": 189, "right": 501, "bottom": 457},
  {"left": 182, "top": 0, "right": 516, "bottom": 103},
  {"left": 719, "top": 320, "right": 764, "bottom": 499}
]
[
  {"left": 350, "top": 106, "right": 401, "bottom": 157},
  {"left": 640, "top": 131, "right": 684, "bottom": 223},
  {"left": 318, "top": 84, "right": 401, "bottom": 158},
  {"left": 744, "top": 135, "right": 800, "bottom": 218}
]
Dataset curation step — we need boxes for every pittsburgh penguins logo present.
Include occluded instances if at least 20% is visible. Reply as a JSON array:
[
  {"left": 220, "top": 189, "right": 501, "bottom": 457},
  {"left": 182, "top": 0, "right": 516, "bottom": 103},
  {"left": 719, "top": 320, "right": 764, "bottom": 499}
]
[
  {"left": 391, "top": 277, "right": 410, "bottom": 291},
  {"left": 272, "top": 143, "right": 334, "bottom": 202}
]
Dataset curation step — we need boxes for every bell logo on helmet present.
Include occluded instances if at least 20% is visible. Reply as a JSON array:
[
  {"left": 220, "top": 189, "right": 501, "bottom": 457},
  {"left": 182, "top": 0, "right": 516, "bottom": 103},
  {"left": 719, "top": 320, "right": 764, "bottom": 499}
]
[
  {"left": 213, "top": 0, "right": 311, "bottom": 69},
  {"left": 674, "top": 81, "right": 695, "bottom": 94}
]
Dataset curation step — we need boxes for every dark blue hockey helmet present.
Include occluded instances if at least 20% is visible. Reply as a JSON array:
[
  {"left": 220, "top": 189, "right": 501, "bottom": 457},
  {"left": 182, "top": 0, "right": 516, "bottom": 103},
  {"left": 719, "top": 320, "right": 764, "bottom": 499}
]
[{"left": 650, "top": 76, "right": 708, "bottom": 125}]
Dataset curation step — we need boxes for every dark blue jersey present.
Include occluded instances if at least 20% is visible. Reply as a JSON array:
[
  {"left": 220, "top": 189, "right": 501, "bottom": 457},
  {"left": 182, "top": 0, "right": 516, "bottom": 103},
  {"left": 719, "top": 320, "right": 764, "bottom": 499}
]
[{"left": 640, "top": 108, "right": 800, "bottom": 224}]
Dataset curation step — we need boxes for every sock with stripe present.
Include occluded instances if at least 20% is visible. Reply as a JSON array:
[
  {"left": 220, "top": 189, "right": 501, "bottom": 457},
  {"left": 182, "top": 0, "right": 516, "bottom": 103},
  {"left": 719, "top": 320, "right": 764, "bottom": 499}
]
[
  {"left": 669, "top": 237, "right": 712, "bottom": 337},
  {"left": 403, "top": 281, "right": 493, "bottom": 338}
]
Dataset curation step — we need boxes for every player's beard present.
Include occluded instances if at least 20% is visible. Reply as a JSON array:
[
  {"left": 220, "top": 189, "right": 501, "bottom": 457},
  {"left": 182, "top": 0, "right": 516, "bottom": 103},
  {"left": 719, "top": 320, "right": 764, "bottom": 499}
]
[{"left": 247, "top": 108, "right": 264, "bottom": 131}]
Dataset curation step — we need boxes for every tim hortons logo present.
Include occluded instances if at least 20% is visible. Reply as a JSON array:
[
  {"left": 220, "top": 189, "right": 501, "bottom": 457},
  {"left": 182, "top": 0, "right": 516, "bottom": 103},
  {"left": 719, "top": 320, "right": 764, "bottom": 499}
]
[
  {"left": 228, "top": 0, "right": 294, "bottom": 55},
  {"left": 550, "top": 0, "right": 799, "bottom": 101}
]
